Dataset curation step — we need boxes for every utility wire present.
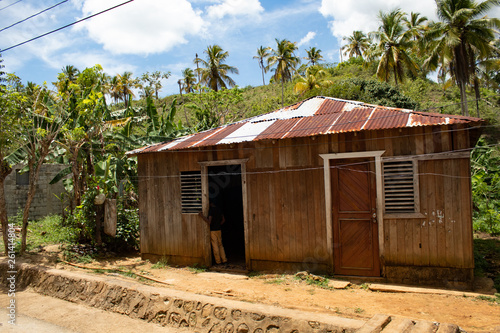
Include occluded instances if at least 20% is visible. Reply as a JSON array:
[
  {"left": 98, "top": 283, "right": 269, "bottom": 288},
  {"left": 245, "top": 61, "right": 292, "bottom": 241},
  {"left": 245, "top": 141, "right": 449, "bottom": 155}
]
[
  {"left": 0, "top": 0, "right": 134, "bottom": 52},
  {"left": 0, "top": 0, "right": 69, "bottom": 33},
  {"left": 0, "top": 0, "right": 22, "bottom": 11}
]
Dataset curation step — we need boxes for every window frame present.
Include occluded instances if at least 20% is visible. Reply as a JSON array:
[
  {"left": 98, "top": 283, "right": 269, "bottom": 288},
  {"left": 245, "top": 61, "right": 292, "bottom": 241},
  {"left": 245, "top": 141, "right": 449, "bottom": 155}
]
[
  {"left": 382, "top": 158, "right": 423, "bottom": 218},
  {"left": 180, "top": 171, "right": 202, "bottom": 214}
]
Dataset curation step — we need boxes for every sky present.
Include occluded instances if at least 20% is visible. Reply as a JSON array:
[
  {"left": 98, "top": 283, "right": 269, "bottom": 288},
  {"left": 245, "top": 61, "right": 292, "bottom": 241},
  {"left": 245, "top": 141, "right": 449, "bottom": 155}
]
[{"left": 1, "top": 0, "right": 499, "bottom": 96}]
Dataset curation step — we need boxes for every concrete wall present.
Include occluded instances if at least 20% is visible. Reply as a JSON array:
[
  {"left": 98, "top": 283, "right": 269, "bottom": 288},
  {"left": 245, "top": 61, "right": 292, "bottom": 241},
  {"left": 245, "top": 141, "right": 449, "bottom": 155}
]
[{"left": 4, "top": 164, "right": 67, "bottom": 220}]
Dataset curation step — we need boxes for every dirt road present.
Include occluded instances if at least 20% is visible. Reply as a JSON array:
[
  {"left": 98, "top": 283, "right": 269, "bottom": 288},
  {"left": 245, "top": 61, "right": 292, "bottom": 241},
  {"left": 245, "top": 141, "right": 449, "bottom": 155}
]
[
  {"left": 0, "top": 291, "right": 189, "bottom": 332},
  {"left": 5, "top": 248, "right": 500, "bottom": 332}
]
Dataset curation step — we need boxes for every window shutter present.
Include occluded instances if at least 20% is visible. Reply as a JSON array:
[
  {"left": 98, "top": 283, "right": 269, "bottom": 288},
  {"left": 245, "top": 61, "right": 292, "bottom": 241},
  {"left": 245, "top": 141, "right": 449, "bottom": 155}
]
[
  {"left": 180, "top": 171, "right": 202, "bottom": 214},
  {"left": 383, "top": 160, "right": 416, "bottom": 213}
]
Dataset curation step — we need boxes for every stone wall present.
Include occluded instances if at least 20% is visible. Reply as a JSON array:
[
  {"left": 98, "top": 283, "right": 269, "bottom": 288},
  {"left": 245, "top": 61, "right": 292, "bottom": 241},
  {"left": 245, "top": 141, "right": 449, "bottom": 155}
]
[{"left": 4, "top": 164, "right": 67, "bottom": 220}]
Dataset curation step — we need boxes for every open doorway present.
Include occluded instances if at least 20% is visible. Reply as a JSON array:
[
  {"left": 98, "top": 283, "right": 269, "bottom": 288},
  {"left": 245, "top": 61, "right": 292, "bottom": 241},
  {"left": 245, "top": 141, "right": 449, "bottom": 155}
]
[{"left": 207, "top": 164, "right": 245, "bottom": 269}]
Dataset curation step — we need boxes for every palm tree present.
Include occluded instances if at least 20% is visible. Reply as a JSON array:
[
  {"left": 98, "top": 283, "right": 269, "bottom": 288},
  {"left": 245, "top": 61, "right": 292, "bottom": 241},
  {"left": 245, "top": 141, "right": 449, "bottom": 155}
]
[
  {"left": 198, "top": 45, "right": 239, "bottom": 91},
  {"left": 423, "top": 0, "right": 500, "bottom": 116},
  {"left": 267, "top": 38, "right": 300, "bottom": 107},
  {"left": 54, "top": 65, "right": 80, "bottom": 94},
  {"left": 182, "top": 68, "right": 197, "bottom": 93},
  {"left": 194, "top": 53, "right": 202, "bottom": 84},
  {"left": 110, "top": 71, "right": 137, "bottom": 108},
  {"left": 403, "top": 12, "right": 428, "bottom": 41},
  {"left": 342, "top": 31, "right": 371, "bottom": 59},
  {"left": 253, "top": 46, "right": 271, "bottom": 86},
  {"left": 370, "top": 9, "right": 419, "bottom": 86},
  {"left": 294, "top": 66, "right": 332, "bottom": 95},
  {"left": 304, "top": 47, "right": 324, "bottom": 66}
]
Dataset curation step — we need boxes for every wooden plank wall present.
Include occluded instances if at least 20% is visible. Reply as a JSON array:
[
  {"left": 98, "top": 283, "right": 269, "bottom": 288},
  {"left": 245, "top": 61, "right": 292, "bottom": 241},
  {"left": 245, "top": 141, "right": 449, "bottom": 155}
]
[
  {"left": 381, "top": 125, "right": 474, "bottom": 269},
  {"left": 138, "top": 124, "right": 475, "bottom": 272},
  {"left": 138, "top": 152, "right": 207, "bottom": 263}
]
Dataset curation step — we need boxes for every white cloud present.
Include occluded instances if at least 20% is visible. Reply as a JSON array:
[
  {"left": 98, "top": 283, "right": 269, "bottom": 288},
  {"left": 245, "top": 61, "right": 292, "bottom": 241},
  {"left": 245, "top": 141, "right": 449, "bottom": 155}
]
[
  {"left": 53, "top": 52, "right": 138, "bottom": 76},
  {"left": 297, "top": 31, "right": 316, "bottom": 47},
  {"left": 206, "top": 0, "right": 264, "bottom": 19},
  {"left": 319, "top": 0, "right": 439, "bottom": 41},
  {"left": 76, "top": 0, "right": 207, "bottom": 55}
]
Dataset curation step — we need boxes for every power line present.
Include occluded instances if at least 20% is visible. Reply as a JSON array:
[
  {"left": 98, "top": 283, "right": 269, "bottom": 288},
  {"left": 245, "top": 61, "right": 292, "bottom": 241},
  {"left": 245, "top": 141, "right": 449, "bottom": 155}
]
[
  {"left": 126, "top": 142, "right": 500, "bottom": 181},
  {"left": 0, "top": 0, "right": 22, "bottom": 12},
  {"left": 0, "top": 0, "right": 69, "bottom": 33},
  {"left": 0, "top": 0, "right": 134, "bottom": 52}
]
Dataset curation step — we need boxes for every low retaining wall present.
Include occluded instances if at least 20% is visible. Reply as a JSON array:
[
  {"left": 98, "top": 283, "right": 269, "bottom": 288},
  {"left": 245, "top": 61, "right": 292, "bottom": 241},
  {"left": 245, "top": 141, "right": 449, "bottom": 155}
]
[{"left": 2, "top": 263, "right": 365, "bottom": 332}]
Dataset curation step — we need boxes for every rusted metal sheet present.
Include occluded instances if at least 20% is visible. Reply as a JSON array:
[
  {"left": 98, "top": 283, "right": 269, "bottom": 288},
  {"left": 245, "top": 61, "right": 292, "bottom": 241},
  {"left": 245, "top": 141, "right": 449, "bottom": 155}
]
[
  {"left": 282, "top": 113, "right": 342, "bottom": 138},
  {"left": 362, "top": 108, "right": 409, "bottom": 131},
  {"left": 316, "top": 99, "right": 346, "bottom": 114},
  {"left": 256, "top": 118, "right": 302, "bottom": 140},
  {"left": 328, "top": 107, "right": 373, "bottom": 133},
  {"left": 127, "top": 96, "right": 484, "bottom": 155}
]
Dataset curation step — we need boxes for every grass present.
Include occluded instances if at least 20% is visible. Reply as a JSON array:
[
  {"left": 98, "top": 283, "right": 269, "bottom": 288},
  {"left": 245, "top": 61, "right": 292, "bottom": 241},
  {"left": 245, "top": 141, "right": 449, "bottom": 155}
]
[
  {"left": 476, "top": 294, "right": 500, "bottom": 304},
  {"left": 151, "top": 256, "right": 169, "bottom": 269},
  {"left": 474, "top": 237, "right": 500, "bottom": 292},
  {"left": 0, "top": 214, "right": 79, "bottom": 253},
  {"left": 188, "top": 263, "right": 208, "bottom": 274},
  {"left": 264, "top": 277, "right": 286, "bottom": 285}
]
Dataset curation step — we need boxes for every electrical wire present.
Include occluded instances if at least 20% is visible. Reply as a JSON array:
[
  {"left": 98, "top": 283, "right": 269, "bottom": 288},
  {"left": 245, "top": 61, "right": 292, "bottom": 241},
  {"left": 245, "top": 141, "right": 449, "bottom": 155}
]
[
  {"left": 0, "top": 0, "right": 69, "bottom": 33},
  {"left": 125, "top": 142, "right": 500, "bottom": 181},
  {"left": 0, "top": 0, "right": 134, "bottom": 52},
  {"left": 0, "top": 0, "right": 22, "bottom": 12}
]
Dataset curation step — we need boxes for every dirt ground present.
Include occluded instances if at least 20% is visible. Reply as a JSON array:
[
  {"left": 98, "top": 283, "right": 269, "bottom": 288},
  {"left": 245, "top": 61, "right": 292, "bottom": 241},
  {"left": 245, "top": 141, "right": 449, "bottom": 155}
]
[{"left": 7, "top": 245, "right": 499, "bottom": 333}]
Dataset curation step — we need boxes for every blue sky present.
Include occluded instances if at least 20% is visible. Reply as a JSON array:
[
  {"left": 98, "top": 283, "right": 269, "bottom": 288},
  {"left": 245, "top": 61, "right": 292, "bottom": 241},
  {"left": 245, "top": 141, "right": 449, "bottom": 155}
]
[{"left": 1, "top": 0, "right": 499, "bottom": 96}]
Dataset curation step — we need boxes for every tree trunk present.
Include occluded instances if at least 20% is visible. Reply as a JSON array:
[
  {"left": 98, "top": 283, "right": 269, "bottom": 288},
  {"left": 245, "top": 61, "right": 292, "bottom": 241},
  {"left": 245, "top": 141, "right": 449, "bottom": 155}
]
[
  {"left": 459, "top": 80, "right": 469, "bottom": 116},
  {"left": 260, "top": 62, "right": 266, "bottom": 86},
  {"left": 20, "top": 164, "right": 36, "bottom": 253},
  {"left": 0, "top": 159, "right": 13, "bottom": 255},
  {"left": 95, "top": 204, "right": 103, "bottom": 246},
  {"left": 281, "top": 79, "right": 284, "bottom": 108},
  {"left": 473, "top": 77, "right": 480, "bottom": 118},
  {"left": 71, "top": 146, "right": 82, "bottom": 209}
]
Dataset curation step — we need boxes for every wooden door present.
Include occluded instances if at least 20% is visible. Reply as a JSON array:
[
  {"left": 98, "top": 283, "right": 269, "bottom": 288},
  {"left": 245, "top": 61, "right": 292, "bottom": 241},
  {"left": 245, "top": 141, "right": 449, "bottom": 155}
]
[{"left": 331, "top": 158, "right": 380, "bottom": 276}]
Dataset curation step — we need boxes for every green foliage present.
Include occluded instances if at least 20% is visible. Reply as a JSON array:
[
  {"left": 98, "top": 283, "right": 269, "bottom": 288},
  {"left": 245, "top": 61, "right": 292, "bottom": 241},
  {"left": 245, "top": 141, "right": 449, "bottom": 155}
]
[
  {"left": 188, "top": 263, "right": 208, "bottom": 274},
  {"left": 473, "top": 238, "right": 500, "bottom": 291},
  {"left": 105, "top": 202, "right": 139, "bottom": 252},
  {"left": 471, "top": 138, "right": 500, "bottom": 234},
  {"left": 151, "top": 256, "right": 169, "bottom": 269},
  {"left": 67, "top": 181, "right": 100, "bottom": 243},
  {"left": 186, "top": 87, "right": 244, "bottom": 131},
  {"left": 313, "top": 77, "right": 419, "bottom": 109},
  {"left": 3, "top": 213, "right": 79, "bottom": 253},
  {"left": 476, "top": 294, "right": 500, "bottom": 304}
]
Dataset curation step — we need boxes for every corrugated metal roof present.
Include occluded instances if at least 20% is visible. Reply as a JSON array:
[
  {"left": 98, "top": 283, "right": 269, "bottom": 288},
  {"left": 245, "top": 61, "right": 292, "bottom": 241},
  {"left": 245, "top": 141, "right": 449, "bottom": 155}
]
[{"left": 127, "top": 96, "right": 483, "bottom": 155}]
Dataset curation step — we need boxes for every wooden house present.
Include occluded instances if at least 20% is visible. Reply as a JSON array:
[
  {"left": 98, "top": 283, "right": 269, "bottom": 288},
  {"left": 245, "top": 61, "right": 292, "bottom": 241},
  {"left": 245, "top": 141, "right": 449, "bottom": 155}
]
[{"left": 128, "top": 96, "right": 484, "bottom": 287}]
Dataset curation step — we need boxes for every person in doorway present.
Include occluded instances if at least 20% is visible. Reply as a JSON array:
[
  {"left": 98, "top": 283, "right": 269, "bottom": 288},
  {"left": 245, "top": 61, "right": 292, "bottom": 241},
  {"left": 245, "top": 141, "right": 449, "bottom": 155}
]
[{"left": 198, "top": 201, "right": 227, "bottom": 266}]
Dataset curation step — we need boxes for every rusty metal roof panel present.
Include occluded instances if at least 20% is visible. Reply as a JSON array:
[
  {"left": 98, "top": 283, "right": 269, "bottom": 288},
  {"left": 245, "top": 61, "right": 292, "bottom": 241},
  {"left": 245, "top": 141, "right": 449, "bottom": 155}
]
[
  {"left": 327, "top": 107, "right": 373, "bottom": 133},
  {"left": 362, "top": 108, "right": 410, "bottom": 131},
  {"left": 255, "top": 118, "right": 302, "bottom": 140},
  {"left": 127, "top": 96, "right": 484, "bottom": 155},
  {"left": 191, "top": 122, "right": 247, "bottom": 148},
  {"left": 283, "top": 113, "right": 343, "bottom": 138},
  {"left": 316, "top": 99, "right": 347, "bottom": 114},
  {"left": 250, "top": 97, "right": 324, "bottom": 123}
]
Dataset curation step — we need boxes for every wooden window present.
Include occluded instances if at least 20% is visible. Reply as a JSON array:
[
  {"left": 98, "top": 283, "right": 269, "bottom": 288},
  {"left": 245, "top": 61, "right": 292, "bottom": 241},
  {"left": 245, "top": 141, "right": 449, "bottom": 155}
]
[
  {"left": 16, "top": 170, "right": 29, "bottom": 186},
  {"left": 180, "top": 171, "right": 202, "bottom": 214},
  {"left": 383, "top": 160, "right": 418, "bottom": 214}
]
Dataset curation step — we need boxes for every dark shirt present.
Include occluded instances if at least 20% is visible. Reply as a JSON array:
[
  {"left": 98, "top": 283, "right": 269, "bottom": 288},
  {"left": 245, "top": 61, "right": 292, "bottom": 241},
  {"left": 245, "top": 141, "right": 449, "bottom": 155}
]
[{"left": 208, "top": 205, "right": 223, "bottom": 231}]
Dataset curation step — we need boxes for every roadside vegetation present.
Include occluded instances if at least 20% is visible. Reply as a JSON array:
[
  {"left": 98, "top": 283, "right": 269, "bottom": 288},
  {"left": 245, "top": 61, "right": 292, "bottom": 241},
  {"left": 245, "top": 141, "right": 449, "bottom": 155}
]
[{"left": 0, "top": 0, "right": 499, "bottom": 285}]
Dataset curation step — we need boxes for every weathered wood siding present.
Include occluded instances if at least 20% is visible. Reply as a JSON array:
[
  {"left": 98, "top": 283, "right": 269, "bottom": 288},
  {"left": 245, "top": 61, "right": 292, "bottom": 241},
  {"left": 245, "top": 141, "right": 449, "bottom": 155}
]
[
  {"left": 382, "top": 159, "right": 473, "bottom": 269},
  {"left": 137, "top": 124, "right": 476, "bottom": 281}
]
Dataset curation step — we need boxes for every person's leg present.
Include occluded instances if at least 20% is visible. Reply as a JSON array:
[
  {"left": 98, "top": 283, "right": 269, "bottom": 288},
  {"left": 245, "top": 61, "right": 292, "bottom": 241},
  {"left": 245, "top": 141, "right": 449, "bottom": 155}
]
[
  {"left": 210, "top": 231, "right": 221, "bottom": 264},
  {"left": 215, "top": 231, "right": 227, "bottom": 263}
]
